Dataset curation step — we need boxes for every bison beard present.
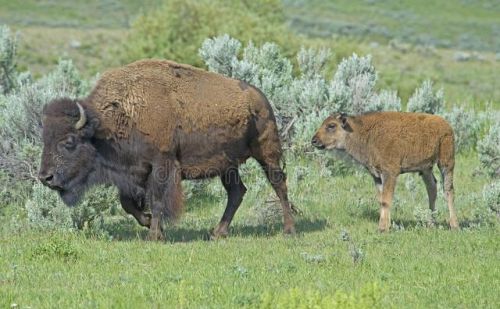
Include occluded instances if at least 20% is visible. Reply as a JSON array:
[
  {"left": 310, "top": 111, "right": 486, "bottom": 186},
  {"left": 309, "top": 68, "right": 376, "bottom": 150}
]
[{"left": 38, "top": 59, "right": 296, "bottom": 240}]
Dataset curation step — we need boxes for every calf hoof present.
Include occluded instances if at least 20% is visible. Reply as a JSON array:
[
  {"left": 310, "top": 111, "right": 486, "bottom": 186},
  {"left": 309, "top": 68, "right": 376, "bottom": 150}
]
[
  {"left": 449, "top": 220, "right": 459, "bottom": 230},
  {"left": 378, "top": 220, "right": 390, "bottom": 233},
  {"left": 378, "top": 226, "right": 389, "bottom": 233}
]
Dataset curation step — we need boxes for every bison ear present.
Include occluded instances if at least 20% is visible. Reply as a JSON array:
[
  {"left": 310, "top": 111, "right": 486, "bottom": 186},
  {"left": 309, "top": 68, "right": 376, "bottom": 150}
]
[
  {"left": 78, "top": 116, "right": 100, "bottom": 138},
  {"left": 338, "top": 113, "right": 353, "bottom": 132}
]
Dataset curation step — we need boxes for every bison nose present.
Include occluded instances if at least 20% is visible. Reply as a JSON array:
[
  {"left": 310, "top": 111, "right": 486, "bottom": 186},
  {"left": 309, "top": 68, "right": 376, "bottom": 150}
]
[{"left": 38, "top": 172, "right": 54, "bottom": 186}]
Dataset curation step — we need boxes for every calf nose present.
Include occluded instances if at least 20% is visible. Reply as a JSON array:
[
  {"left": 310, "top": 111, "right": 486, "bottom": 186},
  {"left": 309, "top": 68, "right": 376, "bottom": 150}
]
[{"left": 311, "top": 136, "right": 325, "bottom": 149}]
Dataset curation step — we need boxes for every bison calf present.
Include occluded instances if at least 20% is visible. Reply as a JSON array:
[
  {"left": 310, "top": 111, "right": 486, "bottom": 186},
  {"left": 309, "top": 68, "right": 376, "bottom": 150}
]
[{"left": 312, "top": 112, "right": 458, "bottom": 231}]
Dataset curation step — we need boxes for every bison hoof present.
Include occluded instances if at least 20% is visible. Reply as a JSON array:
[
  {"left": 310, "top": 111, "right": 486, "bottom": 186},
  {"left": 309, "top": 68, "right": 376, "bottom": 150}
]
[
  {"left": 283, "top": 225, "right": 296, "bottom": 235},
  {"left": 449, "top": 220, "right": 459, "bottom": 230},
  {"left": 146, "top": 230, "right": 165, "bottom": 241},
  {"left": 141, "top": 213, "right": 152, "bottom": 228},
  {"left": 211, "top": 229, "right": 229, "bottom": 240}
]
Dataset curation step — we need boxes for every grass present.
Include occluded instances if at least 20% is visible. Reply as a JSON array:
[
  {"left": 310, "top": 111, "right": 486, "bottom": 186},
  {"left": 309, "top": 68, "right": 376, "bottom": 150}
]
[
  {"left": 0, "top": 154, "right": 498, "bottom": 308},
  {"left": 1, "top": 228, "right": 498, "bottom": 308}
]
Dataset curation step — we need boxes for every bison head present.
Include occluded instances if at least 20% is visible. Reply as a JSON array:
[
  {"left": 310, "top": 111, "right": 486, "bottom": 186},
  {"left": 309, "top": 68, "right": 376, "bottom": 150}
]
[
  {"left": 38, "top": 98, "right": 100, "bottom": 206},
  {"left": 311, "top": 113, "right": 352, "bottom": 150}
]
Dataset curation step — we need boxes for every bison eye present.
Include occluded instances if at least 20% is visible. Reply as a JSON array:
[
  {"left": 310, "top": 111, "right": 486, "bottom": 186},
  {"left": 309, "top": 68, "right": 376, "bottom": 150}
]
[
  {"left": 59, "top": 136, "right": 76, "bottom": 151},
  {"left": 326, "top": 123, "right": 336, "bottom": 131}
]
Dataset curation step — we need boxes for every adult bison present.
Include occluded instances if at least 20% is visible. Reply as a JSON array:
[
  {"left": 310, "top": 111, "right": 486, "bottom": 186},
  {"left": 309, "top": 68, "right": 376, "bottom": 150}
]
[
  {"left": 38, "top": 59, "right": 296, "bottom": 240},
  {"left": 312, "top": 112, "right": 458, "bottom": 232}
]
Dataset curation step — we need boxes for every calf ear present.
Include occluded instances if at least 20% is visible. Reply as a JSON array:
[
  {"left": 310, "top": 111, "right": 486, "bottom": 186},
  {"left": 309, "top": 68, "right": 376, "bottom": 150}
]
[{"left": 338, "top": 113, "right": 353, "bottom": 132}]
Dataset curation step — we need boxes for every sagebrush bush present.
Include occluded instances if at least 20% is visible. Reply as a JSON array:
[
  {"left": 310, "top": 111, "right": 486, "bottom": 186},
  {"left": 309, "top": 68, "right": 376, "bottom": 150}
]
[
  {"left": 367, "top": 89, "right": 402, "bottom": 112},
  {"left": 25, "top": 183, "right": 74, "bottom": 231},
  {"left": 0, "top": 25, "right": 18, "bottom": 95},
  {"left": 296, "top": 47, "right": 331, "bottom": 79},
  {"left": 25, "top": 183, "right": 118, "bottom": 235},
  {"left": 330, "top": 53, "right": 377, "bottom": 114},
  {"left": 482, "top": 180, "right": 500, "bottom": 216},
  {"left": 477, "top": 122, "right": 500, "bottom": 177},
  {"left": 444, "top": 106, "right": 482, "bottom": 153},
  {"left": 407, "top": 79, "right": 444, "bottom": 114},
  {"left": 71, "top": 186, "right": 119, "bottom": 232}
]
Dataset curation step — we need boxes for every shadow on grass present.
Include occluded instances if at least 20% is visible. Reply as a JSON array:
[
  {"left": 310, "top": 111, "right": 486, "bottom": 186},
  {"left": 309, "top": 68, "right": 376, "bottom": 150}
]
[
  {"left": 357, "top": 206, "right": 471, "bottom": 230},
  {"left": 104, "top": 217, "right": 328, "bottom": 243}
]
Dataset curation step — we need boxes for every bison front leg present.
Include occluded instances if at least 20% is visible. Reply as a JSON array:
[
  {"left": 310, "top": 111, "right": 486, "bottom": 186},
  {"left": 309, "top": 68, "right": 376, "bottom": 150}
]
[
  {"left": 213, "top": 168, "right": 247, "bottom": 238},
  {"left": 119, "top": 193, "right": 151, "bottom": 228},
  {"left": 378, "top": 174, "right": 397, "bottom": 232},
  {"left": 147, "top": 158, "right": 183, "bottom": 241}
]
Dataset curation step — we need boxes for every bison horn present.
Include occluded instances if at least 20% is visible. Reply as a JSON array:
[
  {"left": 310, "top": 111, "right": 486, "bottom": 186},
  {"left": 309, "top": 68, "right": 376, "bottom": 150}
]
[{"left": 75, "top": 102, "right": 87, "bottom": 130}]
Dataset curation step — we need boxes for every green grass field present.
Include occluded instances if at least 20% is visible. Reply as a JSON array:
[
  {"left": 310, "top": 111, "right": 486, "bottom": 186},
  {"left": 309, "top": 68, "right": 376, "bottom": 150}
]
[
  {"left": 1, "top": 155, "right": 499, "bottom": 308},
  {"left": 1, "top": 1, "right": 499, "bottom": 308}
]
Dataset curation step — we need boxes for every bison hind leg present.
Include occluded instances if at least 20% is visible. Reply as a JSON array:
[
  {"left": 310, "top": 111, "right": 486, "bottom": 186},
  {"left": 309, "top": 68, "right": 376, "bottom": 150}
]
[
  {"left": 212, "top": 168, "right": 247, "bottom": 239},
  {"left": 256, "top": 157, "right": 295, "bottom": 235}
]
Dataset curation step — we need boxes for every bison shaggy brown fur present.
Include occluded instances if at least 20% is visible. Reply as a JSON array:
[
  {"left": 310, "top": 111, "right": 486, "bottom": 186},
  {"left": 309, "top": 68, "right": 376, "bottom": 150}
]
[
  {"left": 38, "top": 59, "right": 296, "bottom": 240},
  {"left": 312, "top": 112, "right": 458, "bottom": 232}
]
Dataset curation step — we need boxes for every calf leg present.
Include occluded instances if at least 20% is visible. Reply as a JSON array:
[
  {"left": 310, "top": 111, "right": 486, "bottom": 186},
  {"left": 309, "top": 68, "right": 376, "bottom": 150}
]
[
  {"left": 440, "top": 166, "right": 458, "bottom": 229},
  {"left": 420, "top": 169, "right": 437, "bottom": 212},
  {"left": 213, "top": 168, "right": 247, "bottom": 238},
  {"left": 438, "top": 134, "right": 459, "bottom": 229},
  {"left": 371, "top": 175, "right": 383, "bottom": 204},
  {"left": 119, "top": 193, "right": 151, "bottom": 227},
  {"left": 379, "top": 174, "right": 397, "bottom": 232},
  {"left": 147, "top": 158, "right": 183, "bottom": 241}
]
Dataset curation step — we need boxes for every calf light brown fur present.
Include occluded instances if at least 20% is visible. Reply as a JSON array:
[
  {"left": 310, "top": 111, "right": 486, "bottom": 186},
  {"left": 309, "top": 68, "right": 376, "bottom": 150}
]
[{"left": 312, "top": 112, "right": 458, "bottom": 231}]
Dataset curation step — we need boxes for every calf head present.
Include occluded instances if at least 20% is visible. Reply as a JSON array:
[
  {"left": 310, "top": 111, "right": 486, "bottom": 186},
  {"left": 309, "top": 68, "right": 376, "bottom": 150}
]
[
  {"left": 38, "top": 98, "right": 100, "bottom": 206},
  {"left": 311, "top": 113, "right": 352, "bottom": 150}
]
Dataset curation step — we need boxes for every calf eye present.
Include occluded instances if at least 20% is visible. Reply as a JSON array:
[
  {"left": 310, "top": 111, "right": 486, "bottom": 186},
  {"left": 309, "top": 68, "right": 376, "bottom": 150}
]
[{"left": 327, "top": 123, "right": 336, "bottom": 131}]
